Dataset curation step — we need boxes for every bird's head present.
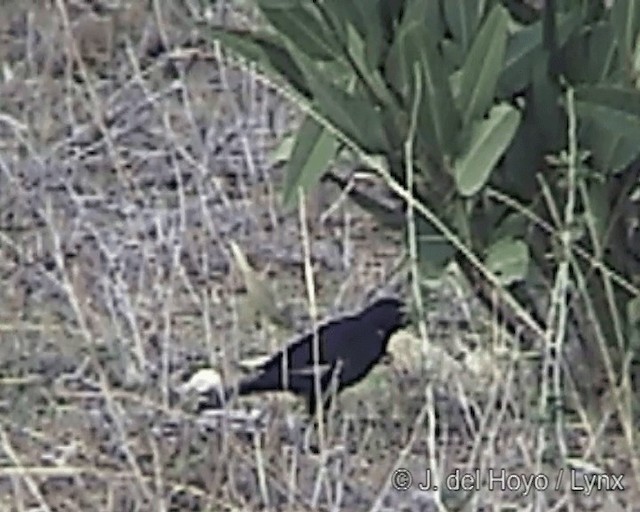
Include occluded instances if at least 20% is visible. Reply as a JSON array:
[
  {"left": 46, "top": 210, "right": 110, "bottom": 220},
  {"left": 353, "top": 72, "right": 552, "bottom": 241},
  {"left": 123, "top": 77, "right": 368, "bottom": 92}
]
[{"left": 360, "top": 297, "right": 408, "bottom": 337}]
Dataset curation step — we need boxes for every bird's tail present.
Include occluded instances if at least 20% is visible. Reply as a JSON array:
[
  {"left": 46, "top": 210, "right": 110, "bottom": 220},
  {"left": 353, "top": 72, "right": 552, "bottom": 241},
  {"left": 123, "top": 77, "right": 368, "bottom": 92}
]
[
  {"left": 196, "top": 385, "right": 234, "bottom": 411},
  {"left": 236, "top": 373, "right": 282, "bottom": 394},
  {"left": 196, "top": 378, "right": 270, "bottom": 411},
  {"left": 197, "top": 371, "right": 282, "bottom": 412}
]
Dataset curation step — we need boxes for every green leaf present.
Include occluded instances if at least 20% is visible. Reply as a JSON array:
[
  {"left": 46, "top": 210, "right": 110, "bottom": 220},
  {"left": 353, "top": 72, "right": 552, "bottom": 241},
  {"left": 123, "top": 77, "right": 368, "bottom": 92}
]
[
  {"left": 584, "top": 178, "right": 610, "bottom": 248},
  {"left": 531, "top": 54, "right": 565, "bottom": 152},
  {"left": 563, "top": 20, "right": 617, "bottom": 84},
  {"left": 583, "top": 120, "right": 640, "bottom": 174},
  {"left": 501, "top": 0, "right": 539, "bottom": 24},
  {"left": 417, "top": 31, "right": 459, "bottom": 162},
  {"left": 257, "top": 0, "right": 341, "bottom": 60},
  {"left": 454, "top": 103, "right": 522, "bottom": 197},
  {"left": 385, "top": 0, "right": 443, "bottom": 95},
  {"left": 628, "top": 296, "right": 640, "bottom": 327},
  {"left": 443, "top": 0, "right": 483, "bottom": 52},
  {"left": 449, "top": 68, "right": 463, "bottom": 100},
  {"left": 575, "top": 85, "right": 640, "bottom": 140},
  {"left": 501, "top": 107, "right": 543, "bottom": 200},
  {"left": 314, "top": 86, "right": 389, "bottom": 154},
  {"left": 542, "top": 0, "right": 558, "bottom": 55},
  {"left": 325, "top": 0, "right": 385, "bottom": 69},
  {"left": 269, "top": 133, "right": 296, "bottom": 164},
  {"left": 459, "top": 4, "right": 509, "bottom": 124},
  {"left": 611, "top": 0, "right": 640, "bottom": 71},
  {"left": 416, "top": 217, "right": 456, "bottom": 279},
  {"left": 485, "top": 238, "right": 530, "bottom": 285},
  {"left": 293, "top": 52, "right": 390, "bottom": 153},
  {"left": 384, "top": 0, "right": 458, "bottom": 164},
  {"left": 385, "top": 21, "right": 414, "bottom": 99},
  {"left": 442, "top": 39, "right": 465, "bottom": 70},
  {"left": 499, "top": 19, "right": 543, "bottom": 95},
  {"left": 207, "top": 28, "right": 310, "bottom": 97},
  {"left": 587, "top": 21, "right": 617, "bottom": 82},
  {"left": 498, "top": 11, "right": 582, "bottom": 96},
  {"left": 402, "top": 0, "right": 444, "bottom": 44},
  {"left": 492, "top": 212, "right": 529, "bottom": 241},
  {"left": 343, "top": 25, "right": 395, "bottom": 107},
  {"left": 282, "top": 116, "right": 339, "bottom": 208}
]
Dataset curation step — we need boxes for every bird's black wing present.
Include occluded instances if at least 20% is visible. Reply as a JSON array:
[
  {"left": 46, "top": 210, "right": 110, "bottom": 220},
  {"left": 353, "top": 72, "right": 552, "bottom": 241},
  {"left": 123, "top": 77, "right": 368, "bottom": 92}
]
[
  {"left": 236, "top": 315, "right": 360, "bottom": 393},
  {"left": 285, "top": 315, "right": 363, "bottom": 372}
]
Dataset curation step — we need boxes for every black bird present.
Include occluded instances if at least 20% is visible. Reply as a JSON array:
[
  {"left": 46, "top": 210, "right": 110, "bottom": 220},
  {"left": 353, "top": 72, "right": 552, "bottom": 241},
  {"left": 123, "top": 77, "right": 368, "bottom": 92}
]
[{"left": 201, "top": 297, "right": 407, "bottom": 415}]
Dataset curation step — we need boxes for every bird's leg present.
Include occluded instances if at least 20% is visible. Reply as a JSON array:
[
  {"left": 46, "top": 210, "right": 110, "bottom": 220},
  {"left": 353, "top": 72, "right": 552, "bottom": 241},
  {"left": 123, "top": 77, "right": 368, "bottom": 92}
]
[
  {"left": 300, "top": 362, "right": 344, "bottom": 454},
  {"left": 323, "top": 360, "right": 343, "bottom": 435},
  {"left": 305, "top": 393, "right": 317, "bottom": 418}
]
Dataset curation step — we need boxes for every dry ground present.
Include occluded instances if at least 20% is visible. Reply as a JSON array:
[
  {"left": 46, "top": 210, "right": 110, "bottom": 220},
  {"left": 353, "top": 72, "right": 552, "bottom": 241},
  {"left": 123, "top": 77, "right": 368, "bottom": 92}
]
[{"left": 0, "top": 2, "right": 638, "bottom": 511}]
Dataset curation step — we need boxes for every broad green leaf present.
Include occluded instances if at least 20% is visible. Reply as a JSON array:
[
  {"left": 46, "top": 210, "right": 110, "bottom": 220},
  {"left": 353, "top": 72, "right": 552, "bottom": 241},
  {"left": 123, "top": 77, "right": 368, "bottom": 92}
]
[
  {"left": 257, "top": 0, "right": 341, "bottom": 60},
  {"left": 208, "top": 28, "right": 310, "bottom": 97},
  {"left": 293, "top": 51, "right": 390, "bottom": 153},
  {"left": 282, "top": 116, "right": 339, "bottom": 207},
  {"left": 454, "top": 103, "right": 522, "bottom": 197},
  {"left": 386, "top": 11, "right": 458, "bottom": 164},
  {"left": 315, "top": 86, "right": 390, "bottom": 154},
  {"left": 498, "top": 11, "right": 582, "bottom": 96},
  {"left": 531, "top": 55, "right": 565, "bottom": 152},
  {"left": 501, "top": 0, "right": 539, "bottom": 24},
  {"left": 629, "top": 324, "right": 640, "bottom": 351},
  {"left": 385, "top": 20, "right": 414, "bottom": 99},
  {"left": 492, "top": 212, "right": 529, "bottom": 242},
  {"left": 449, "top": 68, "right": 463, "bottom": 100},
  {"left": 269, "top": 133, "right": 296, "bottom": 164},
  {"left": 583, "top": 120, "right": 639, "bottom": 174},
  {"left": 499, "top": 19, "right": 544, "bottom": 95},
  {"left": 384, "top": 0, "right": 435, "bottom": 98},
  {"left": 344, "top": 25, "right": 396, "bottom": 107},
  {"left": 422, "top": 0, "right": 446, "bottom": 42},
  {"left": 325, "top": 0, "right": 384, "bottom": 69},
  {"left": 451, "top": 197, "right": 472, "bottom": 246},
  {"left": 347, "top": 23, "right": 367, "bottom": 68},
  {"left": 442, "top": 39, "right": 465, "bottom": 70},
  {"left": 444, "top": 0, "right": 483, "bottom": 53},
  {"left": 561, "top": 29, "right": 587, "bottom": 84},
  {"left": 562, "top": 21, "right": 617, "bottom": 84},
  {"left": 584, "top": 178, "right": 610, "bottom": 249},
  {"left": 542, "top": 0, "right": 557, "bottom": 54},
  {"left": 611, "top": 0, "right": 640, "bottom": 71},
  {"left": 417, "top": 29, "right": 459, "bottom": 163},
  {"left": 401, "top": 0, "right": 444, "bottom": 43},
  {"left": 485, "top": 238, "right": 530, "bottom": 285},
  {"left": 459, "top": 4, "right": 509, "bottom": 124},
  {"left": 379, "top": 0, "right": 405, "bottom": 38},
  {"left": 501, "top": 107, "right": 543, "bottom": 200},
  {"left": 387, "top": 23, "right": 458, "bottom": 161},
  {"left": 575, "top": 85, "right": 640, "bottom": 140},
  {"left": 416, "top": 217, "right": 456, "bottom": 279},
  {"left": 635, "top": 36, "right": 640, "bottom": 87},
  {"left": 628, "top": 296, "right": 640, "bottom": 327},
  {"left": 588, "top": 21, "right": 617, "bottom": 82},
  {"left": 576, "top": 85, "right": 640, "bottom": 113}
]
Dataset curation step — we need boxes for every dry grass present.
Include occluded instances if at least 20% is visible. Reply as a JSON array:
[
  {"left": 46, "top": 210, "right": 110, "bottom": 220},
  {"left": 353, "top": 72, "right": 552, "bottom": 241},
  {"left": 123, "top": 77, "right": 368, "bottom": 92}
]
[{"left": 0, "top": 1, "right": 637, "bottom": 511}]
